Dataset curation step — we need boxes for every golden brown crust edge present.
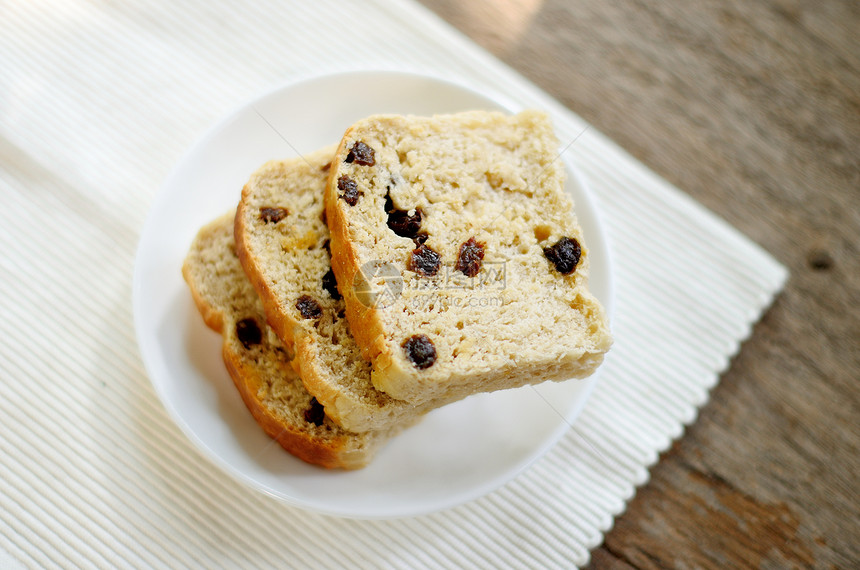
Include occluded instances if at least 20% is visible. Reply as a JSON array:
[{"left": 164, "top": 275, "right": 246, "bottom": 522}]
[
  {"left": 221, "top": 342, "right": 366, "bottom": 470},
  {"left": 290, "top": 337, "right": 351, "bottom": 427},
  {"left": 292, "top": 336, "right": 430, "bottom": 433},
  {"left": 324, "top": 130, "right": 391, "bottom": 367},
  {"left": 234, "top": 194, "right": 299, "bottom": 349},
  {"left": 181, "top": 262, "right": 225, "bottom": 334}
]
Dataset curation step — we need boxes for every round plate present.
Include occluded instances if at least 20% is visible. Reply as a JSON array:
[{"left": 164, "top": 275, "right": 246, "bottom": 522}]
[{"left": 133, "top": 71, "right": 613, "bottom": 518}]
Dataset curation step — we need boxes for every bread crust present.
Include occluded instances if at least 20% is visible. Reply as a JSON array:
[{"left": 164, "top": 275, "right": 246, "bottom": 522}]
[
  {"left": 234, "top": 189, "right": 300, "bottom": 349},
  {"left": 182, "top": 262, "right": 225, "bottom": 334},
  {"left": 291, "top": 337, "right": 370, "bottom": 433},
  {"left": 221, "top": 340, "right": 364, "bottom": 470},
  {"left": 324, "top": 128, "right": 390, "bottom": 366}
]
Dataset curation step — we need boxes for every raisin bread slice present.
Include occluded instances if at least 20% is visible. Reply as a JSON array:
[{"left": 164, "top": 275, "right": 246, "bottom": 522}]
[
  {"left": 234, "top": 148, "right": 445, "bottom": 433},
  {"left": 182, "top": 212, "right": 399, "bottom": 469},
  {"left": 325, "top": 110, "right": 613, "bottom": 404}
]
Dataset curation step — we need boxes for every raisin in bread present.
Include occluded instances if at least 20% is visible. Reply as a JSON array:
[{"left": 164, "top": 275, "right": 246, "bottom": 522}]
[
  {"left": 325, "top": 110, "right": 613, "bottom": 404},
  {"left": 182, "top": 212, "right": 399, "bottom": 469},
  {"left": 234, "top": 148, "right": 444, "bottom": 433}
]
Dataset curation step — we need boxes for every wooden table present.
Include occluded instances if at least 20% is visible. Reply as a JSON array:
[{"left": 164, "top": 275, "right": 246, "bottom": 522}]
[{"left": 418, "top": 1, "right": 859, "bottom": 567}]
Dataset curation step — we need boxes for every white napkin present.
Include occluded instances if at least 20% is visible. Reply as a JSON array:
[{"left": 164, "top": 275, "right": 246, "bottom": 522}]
[{"left": 0, "top": 0, "right": 786, "bottom": 567}]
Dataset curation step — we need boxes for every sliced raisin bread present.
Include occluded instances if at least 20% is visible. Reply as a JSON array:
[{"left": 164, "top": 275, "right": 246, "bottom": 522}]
[
  {"left": 182, "top": 212, "right": 400, "bottom": 469},
  {"left": 234, "top": 148, "right": 445, "bottom": 433},
  {"left": 325, "top": 110, "right": 613, "bottom": 404}
]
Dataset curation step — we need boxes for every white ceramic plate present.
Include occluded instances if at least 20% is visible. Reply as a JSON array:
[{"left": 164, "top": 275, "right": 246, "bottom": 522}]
[{"left": 133, "top": 71, "right": 613, "bottom": 518}]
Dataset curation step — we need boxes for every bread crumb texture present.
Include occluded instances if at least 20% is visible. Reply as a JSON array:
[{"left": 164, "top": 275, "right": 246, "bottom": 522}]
[{"left": 326, "top": 110, "right": 613, "bottom": 404}]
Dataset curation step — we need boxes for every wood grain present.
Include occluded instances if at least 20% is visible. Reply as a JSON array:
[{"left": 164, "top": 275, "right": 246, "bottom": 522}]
[{"left": 417, "top": 0, "right": 859, "bottom": 567}]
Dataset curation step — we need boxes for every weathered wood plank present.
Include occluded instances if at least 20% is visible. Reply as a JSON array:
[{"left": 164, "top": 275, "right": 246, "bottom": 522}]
[{"left": 418, "top": 0, "right": 860, "bottom": 566}]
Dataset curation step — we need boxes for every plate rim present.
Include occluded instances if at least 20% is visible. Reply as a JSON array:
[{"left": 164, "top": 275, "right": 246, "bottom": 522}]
[{"left": 133, "top": 69, "right": 614, "bottom": 519}]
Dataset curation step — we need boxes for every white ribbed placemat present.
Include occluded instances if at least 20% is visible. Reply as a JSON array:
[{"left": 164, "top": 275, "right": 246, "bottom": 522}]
[{"left": 0, "top": 1, "right": 786, "bottom": 568}]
